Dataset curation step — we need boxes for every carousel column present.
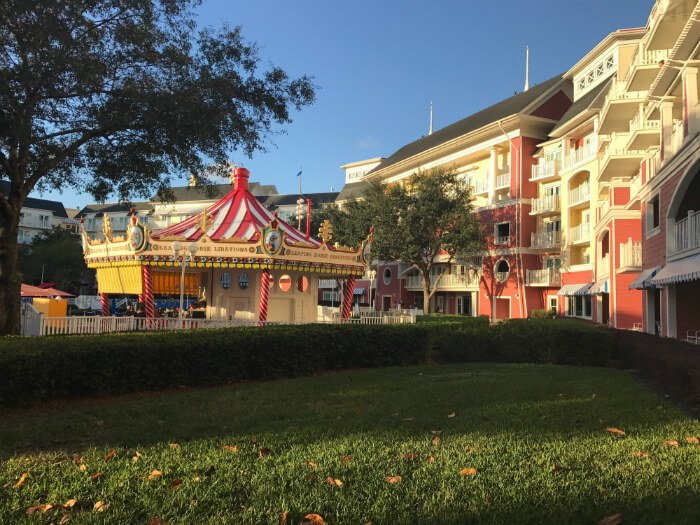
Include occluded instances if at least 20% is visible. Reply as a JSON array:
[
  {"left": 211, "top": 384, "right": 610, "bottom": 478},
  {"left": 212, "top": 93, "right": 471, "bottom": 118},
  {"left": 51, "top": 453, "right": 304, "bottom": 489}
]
[
  {"left": 142, "top": 265, "right": 155, "bottom": 319},
  {"left": 258, "top": 269, "right": 271, "bottom": 325},
  {"left": 100, "top": 293, "right": 110, "bottom": 317},
  {"left": 341, "top": 275, "right": 356, "bottom": 321}
]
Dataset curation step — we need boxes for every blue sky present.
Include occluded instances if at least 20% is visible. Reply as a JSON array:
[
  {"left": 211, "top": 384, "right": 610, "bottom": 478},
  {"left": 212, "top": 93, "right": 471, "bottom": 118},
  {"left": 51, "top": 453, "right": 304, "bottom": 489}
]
[{"left": 40, "top": 0, "right": 653, "bottom": 209}]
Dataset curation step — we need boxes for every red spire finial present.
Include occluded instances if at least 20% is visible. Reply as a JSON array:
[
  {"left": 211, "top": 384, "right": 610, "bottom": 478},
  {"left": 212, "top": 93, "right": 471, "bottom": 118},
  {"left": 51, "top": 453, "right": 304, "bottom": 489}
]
[{"left": 232, "top": 166, "right": 250, "bottom": 191}]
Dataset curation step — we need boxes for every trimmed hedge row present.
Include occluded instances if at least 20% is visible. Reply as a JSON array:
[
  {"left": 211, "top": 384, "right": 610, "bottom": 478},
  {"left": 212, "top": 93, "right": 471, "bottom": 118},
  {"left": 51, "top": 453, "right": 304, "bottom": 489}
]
[{"left": 0, "top": 319, "right": 615, "bottom": 407}]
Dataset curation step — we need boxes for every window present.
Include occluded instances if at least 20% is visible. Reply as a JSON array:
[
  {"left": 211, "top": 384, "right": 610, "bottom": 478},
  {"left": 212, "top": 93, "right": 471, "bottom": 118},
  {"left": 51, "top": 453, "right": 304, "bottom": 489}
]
[
  {"left": 596, "top": 63, "right": 605, "bottom": 77},
  {"left": 606, "top": 55, "right": 614, "bottom": 70},
  {"left": 587, "top": 71, "right": 595, "bottom": 84},
  {"left": 322, "top": 291, "right": 340, "bottom": 302},
  {"left": 39, "top": 215, "right": 49, "bottom": 228},
  {"left": 383, "top": 268, "right": 392, "bottom": 285},
  {"left": 494, "top": 222, "right": 510, "bottom": 244},
  {"left": 567, "top": 295, "right": 592, "bottom": 319},
  {"left": 278, "top": 274, "right": 292, "bottom": 292},
  {"left": 545, "top": 258, "right": 561, "bottom": 269},
  {"left": 495, "top": 259, "right": 509, "bottom": 282},
  {"left": 548, "top": 296, "right": 558, "bottom": 313},
  {"left": 648, "top": 195, "right": 660, "bottom": 231},
  {"left": 578, "top": 78, "right": 586, "bottom": 91}
]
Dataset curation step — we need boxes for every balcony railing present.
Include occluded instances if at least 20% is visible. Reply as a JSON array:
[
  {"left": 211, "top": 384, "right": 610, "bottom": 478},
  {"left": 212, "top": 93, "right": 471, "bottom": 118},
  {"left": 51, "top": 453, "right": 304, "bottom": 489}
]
[
  {"left": 629, "top": 109, "right": 660, "bottom": 135},
  {"left": 562, "top": 143, "right": 596, "bottom": 171},
  {"left": 635, "top": 48, "right": 669, "bottom": 67},
  {"left": 406, "top": 272, "right": 480, "bottom": 289},
  {"left": 531, "top": 230, "right": 561, "bottom": 248},
  {"left": 606, "top": 78, "right": 646, "bottom": 102},
  {"left": 494, "top": 235, "right": 510, "bottom": 245},
  {"left": 470, "top": 177, "right": 489, "bottom": 195},
  {"left": 525, "top": 268, "right": 561, "bottom": 287},
  {"left": 530, "top": 195, "right": 560, "bottom": 215},
  {"left": 530, "top": 160, "right": 559, "bottom": 181},
  {"left": 19, "top": 217, "right": 52, "bottom": 229},
  {"left": 598, "top": 255, "right": 610, "bottom": 278},
  {"left": 674, "top": 210, "right": 700, "bottom": 254},
  {"left": 619, "top": 238, "right": 642, "bottom": 268},
  {"left": 569, "top": 223, "right": 591, "bottom": 244},
  {"left": 598, "top": 199, "right": 610, "bottom": 221},
  {"left": 568, "top": 184, "right": 590, "bottom": 207},
  {"left": 495, "top": 172, "right": 510, "bottom": 190}
]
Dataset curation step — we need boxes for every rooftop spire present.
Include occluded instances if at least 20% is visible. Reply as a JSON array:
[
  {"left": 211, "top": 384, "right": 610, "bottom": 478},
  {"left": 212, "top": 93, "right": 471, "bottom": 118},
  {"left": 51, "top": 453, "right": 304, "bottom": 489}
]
[
  {"left": 429, "top": 101, "right": 433, "bottom": 135},
  {"left": 524, "top": 46, "right": 530, "bottom": 92}
]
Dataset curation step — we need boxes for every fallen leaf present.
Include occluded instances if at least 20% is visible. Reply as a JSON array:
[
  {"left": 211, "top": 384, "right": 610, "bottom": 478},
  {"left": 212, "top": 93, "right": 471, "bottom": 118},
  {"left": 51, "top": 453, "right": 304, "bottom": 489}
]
[
  {"left": 79, "top": 464, "right": 87, "bottom": 472},
  {"left": 385, "top": 475, "right": 402, "bottom": 484},
  {"left": 551, "top": 464, "right": 569, "bottom": 473},
  {"left": 431, "top": 436, "right": 441, "bottom": 446},
  {"left": 325, "top": 476, "right": 343, "bottom": 487},
  {"left": 661, "top": 440, "right": 680, "bottom": 448},
  {"left": 104, "top": 449, "right": 117, "bottom": 462},
  {"left": 222, "top": 445, "right": 239, "bottom": 453},
  {"left": 598, "top": 514, "right": 623, "bottom": 525},
  {"left": 148, "top": 519, "right": 167, "bottom": 525},
  {"left": 306, "top": 461, "right": 318, "bottom": 469},
  {"left": 93, "top": 500, "right": 110, "bottom": 512},
  {"left": 402, "top": 453, "right": 419, "bottom": 461},
  {"left": 13, "top": 472, "right": 28, "bottom": 489},
  {"left": 485, "top": 495, "right": 494, "bottom": 504},
  {"left": 168, "top": 443, "right": 179, "bottom": 449},
  {"left": 26, "top": 503, "right": 54, "bottom": 515},
  {"left": 63, "top": 498, "right": 78, "bottom": 509},
  {"left": 147, "top": 469, "right": 163, "bottom": 480},
  {"left": 169, "top": 479, "right": 183, "bottom": 489},
  {"left": 132, "top": 451, "right": 142, "bottom": 463},
  {"left": 90, "top": 472, "right": 103, "bottom": 481},
  {"left": 303, "top": 513, "right": 326, "bottom": 524},
  {"left": 447, "top": 412, "right": 456, "bottom": 418},
  {"left": 58, "top": 513, "right": 72, "bottom": 524},
  {"left": 459, "top": 467, "right": 477, "bottom": 477},
  {"left": 341, "top": 454, "right": 353, "bottom": 463},
  {"left": 425, "top": 455, "right": 436, "bottom": 463},
  {"left": 686, "top": 436, "right": 699, "bottom": 444},
  {"left": 280, "top": 511, "right": 289, "bottom": 524},
  {"left": 606, "top": 427, "right": 626, "bottom": 437},
  {"left": 631, "top": 451, "right": 650, "bottom": 458},
  {"left": 258, "top": 447, "right": 272, "bottom": 457}
]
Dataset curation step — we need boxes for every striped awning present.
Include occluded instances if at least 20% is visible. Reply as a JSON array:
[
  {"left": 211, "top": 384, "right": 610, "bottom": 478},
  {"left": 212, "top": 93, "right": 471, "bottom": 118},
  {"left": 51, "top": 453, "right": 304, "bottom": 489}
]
[
  {"left": 650, "top": 253, "right": 700, "bottom": 287},
  {"left": 557, "top": 283, "right": 593, "bottom": 296},
  {"left": 590, "top": 279, "right": 609, "bottom": 294},
  {"left": 629, "top": 266, "right": 661, "bottom": 289}
]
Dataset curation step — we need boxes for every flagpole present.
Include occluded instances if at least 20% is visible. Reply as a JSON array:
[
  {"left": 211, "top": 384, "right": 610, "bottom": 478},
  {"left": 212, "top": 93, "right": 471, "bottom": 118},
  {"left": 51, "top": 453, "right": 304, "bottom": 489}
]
[{"left": 298, "top": 167, "right": 302, "bottom": 196}]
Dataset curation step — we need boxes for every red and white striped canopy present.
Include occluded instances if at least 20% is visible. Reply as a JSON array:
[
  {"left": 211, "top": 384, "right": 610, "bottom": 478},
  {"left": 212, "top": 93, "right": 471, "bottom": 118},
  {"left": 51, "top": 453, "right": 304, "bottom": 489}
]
[{"left": 151, "top": 168, "right": 320, "bottom": 247}]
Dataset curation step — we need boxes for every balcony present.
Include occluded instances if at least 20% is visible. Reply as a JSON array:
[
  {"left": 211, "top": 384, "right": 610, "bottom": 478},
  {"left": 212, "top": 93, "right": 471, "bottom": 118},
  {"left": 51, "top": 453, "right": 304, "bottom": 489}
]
[
  {"left": 495, "top": 172, "right": 510, "bottom": 190},
  {"left": 525, "top": 268, "right": 562, "bottom": 287},
  {"left": 19, "top": 217, "right": 51, "bottom": 229},
  {"left": 530, "top": 195, "right": 560, "bottom": 216},
  {"left": 599, "top": 133, "right": 646, "bottom": 181},
  {"left": 627, "top": 108, "right": 660, "bottom": 150},
  {"left": 568, "top": 184, "right": 590, "bottom": 208},
  {"left": 597, "top": 199, "right": 611, "bottom": 221},
  {"left": 494, "top": 235, "right": 511, "bottom": 245},
  {"left": 405, "top": 272, "right": 480, "bottom": 290},
  {"left": 627, "top": 48, "right": 669, "bottom": 92},
  {"left": 530, "top": 159, "right": 559, "bottom": 182},
  {"left": 673, "top": 210, "right": 700, "bottom": 255},
  {"left": 569, "top": 224, "right": 591, "bottom": 245},
  {"left": 470, "top": 177, "right": 489, "bottom": 196},
  {"left": 561, "top": 143, "right": 596, "bottom": 173},
  {"left": 619, "top": 238, "right": 642, "bottom": 271},
  {"left": 598, "top": 255, "right": 610, "bottom": 278},
  {"left": 530, "top": 230, "right": 561, "bottom": 250},
  {"left": 599, "top": 79, "right": 646, "bottom": 134}
]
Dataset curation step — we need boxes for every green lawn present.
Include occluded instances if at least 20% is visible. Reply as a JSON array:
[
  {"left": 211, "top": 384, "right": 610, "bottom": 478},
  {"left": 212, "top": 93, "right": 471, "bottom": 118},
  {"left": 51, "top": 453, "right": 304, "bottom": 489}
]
[{"left": 1, "top": 363, "right": 700, "bottom": 524}]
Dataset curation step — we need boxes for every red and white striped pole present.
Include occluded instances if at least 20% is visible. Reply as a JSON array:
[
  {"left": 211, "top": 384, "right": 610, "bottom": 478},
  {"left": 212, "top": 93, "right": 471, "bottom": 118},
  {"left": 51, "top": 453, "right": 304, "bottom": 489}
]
[
  {"left": 341, "top": 275, "right": 356, "bottom": 321},
  {"left": 142, "top": 265, "right": 155, "bottom": 319},
  {"left": 258, "top": 269, "right": 271, "bottom": 325},
  {"left": 100, "top": 293, "right": 110, "bottom": 317}
]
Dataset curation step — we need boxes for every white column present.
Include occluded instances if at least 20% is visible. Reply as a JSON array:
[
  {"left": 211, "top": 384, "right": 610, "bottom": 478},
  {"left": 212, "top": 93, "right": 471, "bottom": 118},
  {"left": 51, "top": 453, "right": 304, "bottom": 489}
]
[
  {"left": 683, "top": 67, "right": 698, "bottom": 138},
  {"left": 660, "top": 101, "right": 674, "bottom": 161},
  {"left": 488, "top": 147, "right": 498, "bottom": 204}
]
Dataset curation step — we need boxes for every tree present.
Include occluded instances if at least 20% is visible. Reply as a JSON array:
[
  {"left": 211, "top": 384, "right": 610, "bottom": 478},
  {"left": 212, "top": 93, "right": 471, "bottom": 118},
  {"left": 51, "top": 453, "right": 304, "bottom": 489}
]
[
  {"left": 310, "top": 199, "right": 374, "bottom": 248},
  {"left": 364, "top": 169, "right": 485, "bottom": 314},
  {"left": 0, "top": 0, "right": 315, "bottom": 334},
  {"left": 18, "top": 227, "right": 95, "bottom": 294}
]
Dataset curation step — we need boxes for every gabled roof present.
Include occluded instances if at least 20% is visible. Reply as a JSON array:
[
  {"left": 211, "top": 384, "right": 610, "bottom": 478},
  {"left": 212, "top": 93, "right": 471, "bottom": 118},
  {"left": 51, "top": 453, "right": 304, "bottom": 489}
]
[
  {"left": 77, "top": 201, "right": 153, "bottom": 218},
  {"left": 550, "top": 80, "right": 609, "bottom": 135},
  {"left": 336, "top": 180, "right": 371, "bottom": 202},
  {"left": 154, "top": 181, "right": 278, "bottom": 203},
  {"left": 368, "top": 74, "right": 567, "bottom": 176},
  {"left": 0, "top": 181, "right": 69, "bottom": 218}
]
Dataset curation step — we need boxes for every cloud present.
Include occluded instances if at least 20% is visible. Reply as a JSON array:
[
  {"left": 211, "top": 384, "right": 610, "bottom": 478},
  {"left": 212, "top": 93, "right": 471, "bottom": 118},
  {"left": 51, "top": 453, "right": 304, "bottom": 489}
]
[{"left": 356, "top": 135, "right": 382, "bottom": 150}]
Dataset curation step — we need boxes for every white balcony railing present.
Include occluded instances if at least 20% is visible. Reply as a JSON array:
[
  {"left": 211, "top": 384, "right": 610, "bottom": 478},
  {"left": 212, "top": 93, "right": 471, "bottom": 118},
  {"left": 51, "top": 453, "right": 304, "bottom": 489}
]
[
  {"left": 598, "top": 255, "right": 610, "bottom": 277},
  {"left": 674, "top": 210, "right": 700, "bottom": 254},
  {"left": 531, "top": 160, "right": 559, "bottom": 181},
  {"left": 629, "top": 109, "right": 660, "bottom": 135},
  {"left": 562, "top": 143, "right": 596, "bottom": 171},
  {"left": 619, "top": 238, "right": 642, "bottom": 268},
  {"left": 19, "top": 217, "right": 52, "bottom": 229},
  {"left": 531, "top": 195, "right": 560, "bottom": 215},
  {"left": 494, "top": 235, "right": 510, "bottom": 245},
  {"left": 568, "top": 184, "right": 590, "bottom": 207},
  {"left": 569, "top": 223, "right": 591, "bottom": 244},
  {"left": 470, "top": 177, "right": 489, "bottom": 195},
  {"left": 525, "top": 268, "right": 562, "bottom": 287},
  {"left": 531, "top": 230, "right": 561, "bottom": 248},
  {"left": 495, "top": 172, "right": 510, "bottom": 190},
  {"left": 406, "top": 272, "right": 480, "bottom": 289},
  {"left": 598, "top": 199, "right": 611, "bottom": 221},
  {"left": 635, "top": 48, "right": 670, "bottom": 67}
]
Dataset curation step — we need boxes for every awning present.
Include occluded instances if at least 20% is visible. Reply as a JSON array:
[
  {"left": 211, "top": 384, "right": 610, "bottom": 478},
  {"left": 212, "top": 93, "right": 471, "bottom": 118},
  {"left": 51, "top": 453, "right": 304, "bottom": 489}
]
[
  {"left": 590, "top": 279, "right": 609, "bottom": 294},
  {"left": 651, "top": 253, "right": 700, "bottom": 287},
  {"left": 20, "top": 284, "right": 72, "bottom": 298},
  {"left": 629, "top": 266, "right": 661, "bottom": 290},
  {"left": 97, "top": 266, "right": 143, "bottom": 295},
  {"left": 353, "top": 288, "right": 366, "bottom": 295},
  {"left": 557, "top": 283, "right": 593, "bottom": 296}
]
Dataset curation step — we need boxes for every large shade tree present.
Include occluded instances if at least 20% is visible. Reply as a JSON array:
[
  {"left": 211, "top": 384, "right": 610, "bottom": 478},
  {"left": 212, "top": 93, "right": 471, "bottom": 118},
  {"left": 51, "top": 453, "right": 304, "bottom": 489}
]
[{"left": 0, "top": 0, "right": 315, "bottom": 334}]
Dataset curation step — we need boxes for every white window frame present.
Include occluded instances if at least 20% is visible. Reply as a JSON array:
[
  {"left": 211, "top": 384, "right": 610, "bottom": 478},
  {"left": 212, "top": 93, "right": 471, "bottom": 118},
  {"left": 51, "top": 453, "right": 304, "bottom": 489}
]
[
  {"left": 494, "top": 222, "right": 510, "bottom": 245},
  {"left": 645, "top": 192, "right": 661, "bottom": 239}
]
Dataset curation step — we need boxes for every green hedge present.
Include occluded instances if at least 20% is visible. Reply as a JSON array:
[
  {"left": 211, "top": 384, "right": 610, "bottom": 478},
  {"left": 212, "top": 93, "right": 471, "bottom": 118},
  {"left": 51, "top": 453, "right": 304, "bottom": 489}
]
[{"left": 0, "top": 320, "right": 614, "bottom": 407}]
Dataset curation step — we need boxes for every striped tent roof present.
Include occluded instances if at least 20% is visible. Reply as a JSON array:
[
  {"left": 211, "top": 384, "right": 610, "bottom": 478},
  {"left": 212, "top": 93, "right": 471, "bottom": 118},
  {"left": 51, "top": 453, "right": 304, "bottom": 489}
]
[{"left": 151, "top": 168, "right": 320, "bottom": 247}]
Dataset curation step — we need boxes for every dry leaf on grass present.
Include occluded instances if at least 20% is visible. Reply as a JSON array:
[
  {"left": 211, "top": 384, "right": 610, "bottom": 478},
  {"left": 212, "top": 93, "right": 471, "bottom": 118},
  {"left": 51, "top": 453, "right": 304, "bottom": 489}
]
[
  {"left": 280, "top": 511, "right": 288, "bottom": 524},
  {"left": 78, "top": 464, "right": 87, "bottom": 472},
  {"left": 459, "top": 467, "right": 477, "bottom": 477},
  {"left": 26, "top": 503, "right": 54, "bottom": 515},
  {"left": 385, "top": 475, "right": 402, "bottom": 484},
  {"left": 685, "top": 436, "right": 699, "bottom": 444},
  {"left": 402, "top": 453, "right": 419, "bottom": 461},
  {"left": 148, "top": 519, "right": 167, "bottom": 525},
  {"left": 598, "top": 513, "right": 623, "bottom": 525},
  {"left": 168, "top": 443, "right": 179, "bottom": 449},
  {"left": 425, "top": 455, "right": 436, "bottom": 463},
  {"left": 132, "top": 451, "right": 142, "bottom": 463},
  {"left": 63, "top": 498, "right": 78, "bottom": 509},
  {"left": 325, "top": 476, "right": 343, "bottom": 487},
  {"left": 147, "top": 469, "right": 163, "bottom": 480},
  {"left": 169, "top": 479, "right": 183, "bottom": 489},
  {"left": 303, "top": 513, "right": 326, "bottom": 524},
  {"left": 258, "top": 447, "right": 272, "bottom": 457},
  {"left": 90, "top": 472, "right": 103, "bottom": 481},
  {"left": 222, "top": 445, "right": 239, "bottom": 453},
  {"left": 341, "top": 454, "right": 353, "bottom": 463},
  {"left": 661, "top": 440, "right": 680, "bottom": 448},
  {"left": 551, "top": 464, "right": 570, "bottom": 473},
  {"left": 631, "top": 451, "right": 650, "bottom": 458},
  {"left": 306, "top": 461, "right": 318, "bottom": 469},
  {"left": 447, "top": 412, "right": 456, "bottom": 418},
  {"left": 13, "top": 472, "right": 28, "bottom": 489},
  {"left": 606, "top": 427, "right": 626, "bottom": 437},
  {"left": 485, "top": 495, "right": 494, "bottom": 504},
  {"left": 93, "top": 500, "right": 110, "bottom": 512},
  {"left": 104, "top": 449, "right": 117, "bottom": 462},
  {"left": 58, "top": 513, "right": 72, "bottom": 525},
  {"left": 431, "top": 436, "right": 441, "bottom": 446}
]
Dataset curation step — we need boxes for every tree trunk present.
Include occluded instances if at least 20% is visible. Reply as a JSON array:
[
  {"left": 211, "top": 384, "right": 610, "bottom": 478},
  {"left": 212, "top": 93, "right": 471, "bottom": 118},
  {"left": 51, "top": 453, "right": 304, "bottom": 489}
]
[
  {"left": 0, "top": 210, "right": 22, "bottom": 335},
  {"left": 422, "top": 273, "right": 431, "bottom": 314}
]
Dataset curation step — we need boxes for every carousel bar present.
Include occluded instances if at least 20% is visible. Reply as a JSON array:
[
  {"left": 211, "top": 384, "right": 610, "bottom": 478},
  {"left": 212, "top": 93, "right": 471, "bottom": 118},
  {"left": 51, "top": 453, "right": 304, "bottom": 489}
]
[
  {"left": 342, "top": 275, "right": 356, "bottom": 321},
  {"left": 142, "top": 265, "right": 155, "bottom": 319},
  {"left": 258, "top": 269, "right": 271, "bottom": 324},
  {"left": 100, "top": 293, "right": 110, "bottom": 317}
]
